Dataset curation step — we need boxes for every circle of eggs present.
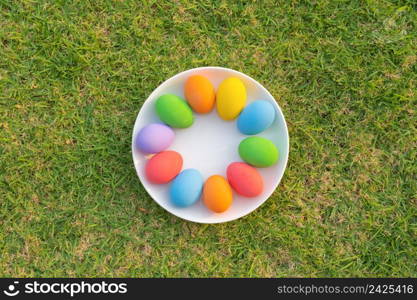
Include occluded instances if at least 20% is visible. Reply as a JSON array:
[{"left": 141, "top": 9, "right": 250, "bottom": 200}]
[
  {"left": 132, "top": 67, "right": 289, "bottom": 223},
  {"left": 140, "top": 77, "right": 277, "bottom": 209}
]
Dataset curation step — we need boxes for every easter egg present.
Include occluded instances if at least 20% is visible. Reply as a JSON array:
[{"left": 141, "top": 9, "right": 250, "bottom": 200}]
[
  {"left": 170, "top": 169, "right": 203, "bottom": 207},
  {"left": 184, "top": 75, "right": 215, "bottom": 114},
  {"left": 216, "top": 77, "right": 246, "bottom": 120},
  {"left": 238, "top": 137, "right": 278, "bottom": 167},
  {"left": 237, "top": 100, "right": 276, "bottom": 135},
  {"left": 227, "top": 162, "right": 263, "bottom": 197},
  {"left": 135, "top": 123, "right": 175, "bottom": 154},
  {"left": 145, "top": 151, "right": 182, "bottom": 184},
  {"left": 203, "top": 175, "right": 233, "bottom": 213},
  {"left": 155, "top": 94, "right": 194, "bottom": 128}
]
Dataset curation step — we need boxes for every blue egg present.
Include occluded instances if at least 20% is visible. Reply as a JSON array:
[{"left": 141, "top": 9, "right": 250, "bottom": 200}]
[
  {"left": 237, "top": 100, "right": 276, "bottom": 135},
  {"left": 169, "top": 169, "right": 203, "bottom": 207}
]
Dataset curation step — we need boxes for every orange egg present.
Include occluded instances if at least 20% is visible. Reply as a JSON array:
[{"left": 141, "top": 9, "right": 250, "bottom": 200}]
[
  {"left": 184, "top": 75, "right": 215, "bottom": 114},
  {"left": 203, "top": 175, "right": 233, "bottom": 213}
]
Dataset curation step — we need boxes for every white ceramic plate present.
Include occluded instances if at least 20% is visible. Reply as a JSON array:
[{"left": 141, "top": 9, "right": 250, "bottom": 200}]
[{"left": 132, "top": 67, "right": 289, "bottom": 223}]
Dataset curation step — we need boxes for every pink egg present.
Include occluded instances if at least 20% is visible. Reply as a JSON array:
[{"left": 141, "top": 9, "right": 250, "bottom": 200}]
[
  {"left": 227, "top": 162, "right": 263, "bottom": 197},
  {"left": 135, "top": 123, "right": 175, "bottom": 154},
  {"left": 146, "top": 151, "right": 183, "bottom": 184}
]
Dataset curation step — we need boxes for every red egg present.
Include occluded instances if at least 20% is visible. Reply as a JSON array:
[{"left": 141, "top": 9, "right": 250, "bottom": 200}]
[
  {"left": 226, "top": 162, "right": 263, "bottom": 197},
  {"left": 145, "top": 151, "right": 183, "bottom": 184}
]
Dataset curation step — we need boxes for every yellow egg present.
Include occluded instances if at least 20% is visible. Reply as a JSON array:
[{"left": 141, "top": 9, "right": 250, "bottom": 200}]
[{"left": 216, "top": 77, "right": 246, "bottom": 120}]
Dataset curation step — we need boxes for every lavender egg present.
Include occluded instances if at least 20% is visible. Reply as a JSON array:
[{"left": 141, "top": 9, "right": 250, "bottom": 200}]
[{"left": 135, "top": 123, "right": 175, "bottom": 154}]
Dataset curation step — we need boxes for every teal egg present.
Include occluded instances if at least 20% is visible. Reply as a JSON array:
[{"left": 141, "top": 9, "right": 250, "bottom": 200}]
[
  {"left": 169, "top": 169, "right": 203, "bottom": 207},
  {"left": 237, "top": 100, "right": 275, "bottom": 135}
]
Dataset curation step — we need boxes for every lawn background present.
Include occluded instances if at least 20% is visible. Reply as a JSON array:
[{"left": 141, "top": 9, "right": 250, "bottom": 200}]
[{"left": 1, "top": 0, "right": 416, "bottom": 277}]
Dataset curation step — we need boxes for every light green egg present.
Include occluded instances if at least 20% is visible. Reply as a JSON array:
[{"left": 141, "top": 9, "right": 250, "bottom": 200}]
[
  {"left": 238, "top": 136, "right": 278, "bottom": 167},
  {"left": 155, "top": 94, "right": 194, "bottom": 128}
]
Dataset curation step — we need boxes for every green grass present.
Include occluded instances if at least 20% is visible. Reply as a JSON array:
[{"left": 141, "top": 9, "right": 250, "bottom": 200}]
[{"left": 0, "top": 0, "right": 416, "bottom": 277}]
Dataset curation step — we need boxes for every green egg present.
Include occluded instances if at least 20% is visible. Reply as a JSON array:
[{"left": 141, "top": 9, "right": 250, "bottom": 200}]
[
  {"left": 238, "top": 136, "right": 279, "bottom": 167},
  {"left": 155, "top": 94, "right": 194, "bottom": 128}
]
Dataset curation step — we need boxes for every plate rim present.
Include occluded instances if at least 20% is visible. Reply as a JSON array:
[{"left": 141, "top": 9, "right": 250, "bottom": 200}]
[{"left": 131, "top": 66, "right": 290, "bottom": 223}]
